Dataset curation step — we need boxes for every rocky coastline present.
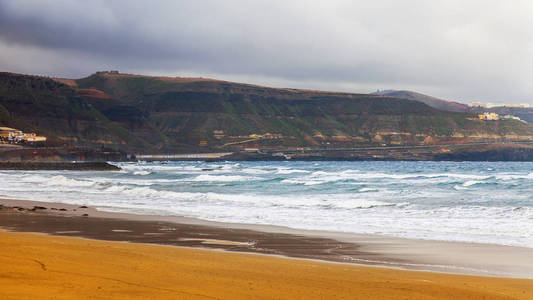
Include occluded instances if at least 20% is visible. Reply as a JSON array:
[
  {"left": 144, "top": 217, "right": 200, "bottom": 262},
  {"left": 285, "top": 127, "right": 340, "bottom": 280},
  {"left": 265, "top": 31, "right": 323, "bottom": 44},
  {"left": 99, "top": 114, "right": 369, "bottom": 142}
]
[{"left": 0, "top": 161, "right": 120, "bottom": 171}]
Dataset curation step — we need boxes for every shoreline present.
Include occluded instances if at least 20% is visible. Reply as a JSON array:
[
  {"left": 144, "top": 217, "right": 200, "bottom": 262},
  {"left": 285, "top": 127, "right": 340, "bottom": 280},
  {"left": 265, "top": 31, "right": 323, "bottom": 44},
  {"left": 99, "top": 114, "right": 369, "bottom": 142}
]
[
  {"left": 1, "top": 198, "right": 532, "bottom": 279},
  {"left": 2, "top": 230, "right": 532, "bottom": 299},
  {"left": 0, "top": 161, "right": 120, "bottom": 171}
]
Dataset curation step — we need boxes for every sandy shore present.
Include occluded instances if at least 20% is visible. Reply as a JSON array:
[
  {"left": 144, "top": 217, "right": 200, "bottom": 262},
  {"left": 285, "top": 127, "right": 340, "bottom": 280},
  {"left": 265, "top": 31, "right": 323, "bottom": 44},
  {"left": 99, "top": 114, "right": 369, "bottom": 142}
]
[
  {"left": 1, "top": 198, "right": 533, "bottom": 279},
  {"left": 1, "top": 230, "right": 533, "bottom": 299},
  {"left": 1, "top": 199, "right": 533, "bottom": 299}
]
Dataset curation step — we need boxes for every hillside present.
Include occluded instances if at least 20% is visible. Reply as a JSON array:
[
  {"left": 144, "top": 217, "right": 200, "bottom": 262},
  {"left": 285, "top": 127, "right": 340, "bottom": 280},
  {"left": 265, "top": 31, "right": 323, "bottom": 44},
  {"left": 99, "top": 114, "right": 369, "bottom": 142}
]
[
  {"left": 0, "top": 72, "right": 151, "bottom": 150},
  {"left": 468, "top": 106, "right": 533, "bottom": 124},
  {"left": 373, "top": 89, "right": 533, "bottom": 124},
  {"left": 373, "top": 90, "right": 468, "bottom": 112},
  {"left": 1, "top": 71, "right": 533, "bottom": 156}
]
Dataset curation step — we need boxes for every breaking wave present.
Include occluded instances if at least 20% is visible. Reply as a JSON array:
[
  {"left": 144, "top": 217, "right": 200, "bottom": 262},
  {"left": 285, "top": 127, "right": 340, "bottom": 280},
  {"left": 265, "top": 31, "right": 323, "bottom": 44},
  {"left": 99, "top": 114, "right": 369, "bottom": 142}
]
[{"left": 2, "top": 160, "right": 533, "bottom": 248}]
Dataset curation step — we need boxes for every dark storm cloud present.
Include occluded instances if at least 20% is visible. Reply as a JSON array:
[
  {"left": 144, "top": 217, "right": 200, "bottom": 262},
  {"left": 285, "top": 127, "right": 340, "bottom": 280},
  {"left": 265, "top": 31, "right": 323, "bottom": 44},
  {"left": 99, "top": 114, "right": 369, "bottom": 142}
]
[{"left": 1, "top": 0, "right": 532, "bottom": 103}]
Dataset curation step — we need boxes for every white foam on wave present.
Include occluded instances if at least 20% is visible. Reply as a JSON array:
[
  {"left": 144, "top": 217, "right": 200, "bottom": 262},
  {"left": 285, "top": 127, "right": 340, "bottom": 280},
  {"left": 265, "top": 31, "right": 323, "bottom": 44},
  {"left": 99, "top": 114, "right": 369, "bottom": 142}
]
[
  {"left": 233, "top": 192, "right": 400, "bottom": 210},
  {"left": 117, "top": 186, "right": 185, "bottom": 199},
  {"left": 280, "top": 179, "right": 318, "bottom": 185},
  {"left": 191, "top": 174, "right": 258, "bottom": 182},
  {"left": 20, "top": 174, "right": 52, "bottom": 183},
  {"left": 330, "top": 199, "right": 401, "bottom": 209},
  {"left": 308, "top": 170, "right": 491, "bottom": 180},
  {"left": 359, "top": 187, "right": 378, "bottom": 192},
  {"left": 276, "top": 168, "right": 310, "bottom": 174},
  {"left": 133, "top": 171, "right": 152, "bottom": 176},
  {"left": 462, "top": 180, "right": 483, "bottom": 187},
  {"left": 494, "top": 173, "right": 533, "bottom": 180},
  {"left": 120, "top": 163, "right": 205, "bottom": 173},
  {"left": 45, "top": 175, "right": 95, "bottom": 187},
  {"left": 238, "top": 168, "right": 271, "bottom": 175},
  {"left": 3, "top": 161, "right": 533, "bottom": 248},
  {"left": 453, "top": 185, "right": 467, "bottom": 190},
  {"left": 98, "top": 185, "right": 123, "bottom": 193},
  {"left": 65, "top": 182, "right": 402, "bottom": 211},
  {"left": 281, "top": 170, "right": 494, "bottom": 186}
]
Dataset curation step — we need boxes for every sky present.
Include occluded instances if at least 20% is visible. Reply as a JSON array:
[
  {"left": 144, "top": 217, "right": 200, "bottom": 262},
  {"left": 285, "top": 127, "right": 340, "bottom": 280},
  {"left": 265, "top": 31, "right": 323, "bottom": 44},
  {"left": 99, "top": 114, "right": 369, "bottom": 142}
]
[{"left": 1, "top": 0, "right": 532, "bottom": 104}]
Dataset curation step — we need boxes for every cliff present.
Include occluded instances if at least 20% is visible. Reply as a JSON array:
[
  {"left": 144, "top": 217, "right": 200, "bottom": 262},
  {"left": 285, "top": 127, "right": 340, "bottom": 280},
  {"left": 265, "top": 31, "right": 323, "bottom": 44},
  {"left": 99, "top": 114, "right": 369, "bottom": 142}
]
[{"left": 1, "top": 71, "right": 533, "bottom": 156}]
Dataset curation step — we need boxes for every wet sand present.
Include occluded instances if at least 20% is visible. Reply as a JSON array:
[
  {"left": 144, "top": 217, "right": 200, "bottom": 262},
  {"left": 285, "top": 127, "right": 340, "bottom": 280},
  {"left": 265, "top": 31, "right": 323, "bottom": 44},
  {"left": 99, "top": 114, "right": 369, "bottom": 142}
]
[
  {"left": 1, "top": 199, "right": 533, "bottom": 299},
  {"left": 1, "top": 198, "right": 532, "bottom": 279},
  {"left": 0, "top": 199, "right": 404, "bottom": 269},
  {"left": 2, "top": 230, "right": 533, "bottom": 299}
]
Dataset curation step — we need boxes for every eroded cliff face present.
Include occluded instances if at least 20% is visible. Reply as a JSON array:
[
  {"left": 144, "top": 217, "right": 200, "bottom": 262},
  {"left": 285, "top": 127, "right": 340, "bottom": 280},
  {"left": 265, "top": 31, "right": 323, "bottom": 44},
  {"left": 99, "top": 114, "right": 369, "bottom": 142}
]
[
  {"left": 0, "top": 73, "right": 153, "bottom": 150},
  {"left": 79, "top": 73, "right": 533, "bottom": 152},
  {"left": 2, "top": 72, "right": 533, "bottom": 154}
]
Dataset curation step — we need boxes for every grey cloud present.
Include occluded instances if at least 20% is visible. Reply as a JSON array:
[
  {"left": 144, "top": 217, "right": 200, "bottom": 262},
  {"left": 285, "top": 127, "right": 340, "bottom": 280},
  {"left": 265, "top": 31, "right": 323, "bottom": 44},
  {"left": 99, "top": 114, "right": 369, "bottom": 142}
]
[{"left": 0, "top": 0, "right": 532, "bottom": 103}]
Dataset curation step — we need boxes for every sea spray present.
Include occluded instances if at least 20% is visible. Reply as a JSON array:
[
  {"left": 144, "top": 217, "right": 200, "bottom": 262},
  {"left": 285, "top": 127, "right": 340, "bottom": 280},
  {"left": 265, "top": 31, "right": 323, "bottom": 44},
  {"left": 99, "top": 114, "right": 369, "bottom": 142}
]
[{"left": 1, "top": 161, "right": 532, "bottom": 248}]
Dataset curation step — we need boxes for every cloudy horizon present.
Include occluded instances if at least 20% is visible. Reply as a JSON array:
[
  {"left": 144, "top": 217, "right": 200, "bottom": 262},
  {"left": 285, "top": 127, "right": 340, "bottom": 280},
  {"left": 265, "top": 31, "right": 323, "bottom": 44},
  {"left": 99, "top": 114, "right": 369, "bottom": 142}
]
[{"left": 1, "top": 0, "right": 532, "bottom": 104}]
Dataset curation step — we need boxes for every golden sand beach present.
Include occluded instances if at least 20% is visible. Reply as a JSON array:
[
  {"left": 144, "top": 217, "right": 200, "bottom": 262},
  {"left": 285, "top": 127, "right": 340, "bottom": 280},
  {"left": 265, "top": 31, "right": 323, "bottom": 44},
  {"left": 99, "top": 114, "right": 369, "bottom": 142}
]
[{"left": 1, "top": 230, "right": 532, "bottom": 300}]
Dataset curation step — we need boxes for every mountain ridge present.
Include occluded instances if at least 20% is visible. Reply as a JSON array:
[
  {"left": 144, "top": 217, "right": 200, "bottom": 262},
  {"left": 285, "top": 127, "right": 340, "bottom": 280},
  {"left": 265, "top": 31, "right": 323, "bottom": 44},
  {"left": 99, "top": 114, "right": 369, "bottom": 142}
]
[
  {"left": 1, "top": 71, "right": 532, "bottom": 157},
  {"left": 372, "top": 89, "right": 469, "bottom": 112}
]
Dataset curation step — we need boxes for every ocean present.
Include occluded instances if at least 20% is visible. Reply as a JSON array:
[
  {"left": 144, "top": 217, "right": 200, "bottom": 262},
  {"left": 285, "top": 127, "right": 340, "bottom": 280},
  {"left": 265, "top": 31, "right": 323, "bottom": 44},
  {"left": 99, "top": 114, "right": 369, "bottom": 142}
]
[{"left": 1, "top": 161, "right": 532, "bottom": 248}]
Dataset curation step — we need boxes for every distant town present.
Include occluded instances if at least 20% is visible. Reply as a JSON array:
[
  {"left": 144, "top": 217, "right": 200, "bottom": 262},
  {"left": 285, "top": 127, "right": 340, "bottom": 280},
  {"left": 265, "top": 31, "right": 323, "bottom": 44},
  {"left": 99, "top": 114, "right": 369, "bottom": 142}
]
[
  {"left": 0, "top": 127, "right": 46, "bottom": 145},
  {"left": 477, "top": 112, "right": 524, "bottom": 121}
]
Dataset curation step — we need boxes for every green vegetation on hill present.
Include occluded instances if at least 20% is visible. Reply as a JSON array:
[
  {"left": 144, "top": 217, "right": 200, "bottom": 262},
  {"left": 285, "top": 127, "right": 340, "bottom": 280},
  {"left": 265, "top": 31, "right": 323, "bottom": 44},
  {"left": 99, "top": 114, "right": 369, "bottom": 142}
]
[
  {"left": 372, "top": 90, "right": 469, "bottom": 112},
  {"left": 0, "top": 73, "right": 149, "bottom": 149},
  {"left": 1, "top": 72, "right": 533, "bottom": 154}
]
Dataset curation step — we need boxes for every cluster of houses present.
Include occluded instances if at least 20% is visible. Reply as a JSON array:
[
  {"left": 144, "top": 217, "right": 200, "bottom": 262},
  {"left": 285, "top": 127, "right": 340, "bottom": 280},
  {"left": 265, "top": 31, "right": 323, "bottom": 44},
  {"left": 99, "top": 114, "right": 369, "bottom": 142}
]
[
  {"left": 0, "top": 127, "right": 47, "bottom": 144},
  {"left": 478, "top": 112, "right": 523, "bottom": 121}
]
